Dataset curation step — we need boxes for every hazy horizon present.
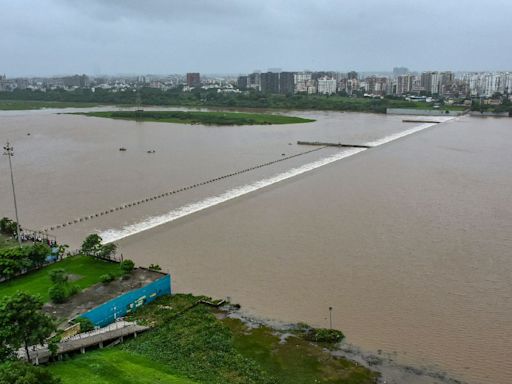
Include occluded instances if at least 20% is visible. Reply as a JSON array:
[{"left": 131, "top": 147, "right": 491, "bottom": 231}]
[{"left": 1, "top": 0, "right": 512, "bottom": 77}]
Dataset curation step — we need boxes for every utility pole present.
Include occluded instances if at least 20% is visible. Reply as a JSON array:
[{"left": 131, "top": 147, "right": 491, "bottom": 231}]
[{"left": 3, "top": 141, "right": 22, "bottom": 247}]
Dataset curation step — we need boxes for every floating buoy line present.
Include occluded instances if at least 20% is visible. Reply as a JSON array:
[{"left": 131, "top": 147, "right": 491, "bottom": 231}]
[{"left": 43, "top": 146, "right": 327, "bottom": 232}]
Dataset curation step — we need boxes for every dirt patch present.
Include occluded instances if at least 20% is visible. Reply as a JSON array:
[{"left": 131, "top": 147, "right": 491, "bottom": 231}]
[
  {"left": 67, "top": 273, "right": 83, "bottom": 282},
  {"left": 43, "top": 268, "right": 165, "bottom": 327}
]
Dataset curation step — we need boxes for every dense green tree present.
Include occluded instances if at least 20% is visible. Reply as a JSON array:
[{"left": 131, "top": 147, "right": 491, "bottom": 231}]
[
  {"left": 80, "top": 234, "right": 103, "bottom": 257},
  {"left": 0, "top": 247, "right": 31, "bottom": 280},
  {"left": 98, "top": 242, "right": 117, "bottom": 259},
  {"left": 0, "top": 244, "right": 50, "bottom": 280},
  {"left": 0, "top": 218, "right": 18, "bottom": 237},
  {"left": 24, "top": 243, "right": 51, "bottom": 267},
  {"left": 0, "top": 292, "right": 56, "bottom": 363},
  {"left": 0, "top": 361, "right": 61, "bottom": 384}
]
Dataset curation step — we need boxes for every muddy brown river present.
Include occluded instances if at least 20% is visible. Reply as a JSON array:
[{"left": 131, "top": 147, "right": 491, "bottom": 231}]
[{"left": 1, "top": 108, "right": 510, "bottom": 383}]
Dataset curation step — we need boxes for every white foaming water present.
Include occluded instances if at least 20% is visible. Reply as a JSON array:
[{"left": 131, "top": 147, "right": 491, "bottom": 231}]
[
  {"left": 100, "top": 119, "right": 454, "bottom": 243},
  {"left": 100, "top": 147, "right": 366, "bottom": 243},
  {"left": 366, "top": 119, "right": 452, "bottom": 147}
]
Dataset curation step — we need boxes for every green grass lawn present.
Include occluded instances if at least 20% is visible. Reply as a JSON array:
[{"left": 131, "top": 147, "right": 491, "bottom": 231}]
[
  {"left": 76, "top": 110, "right": 315, "bottom": 125},
  {"left": 0, "top": 255, "right": 123, "bottom": 302},
  {"left": 49, "top": 349, "right": 197, "bottom": 384}
]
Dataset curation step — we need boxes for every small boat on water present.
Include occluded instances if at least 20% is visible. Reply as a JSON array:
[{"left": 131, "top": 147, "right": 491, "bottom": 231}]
[
  {"left": 119, "top": 147, "right": 127, "bottom": 151},
  {"left": 147, "top": 150, "right": 156, "bottom": 154}
]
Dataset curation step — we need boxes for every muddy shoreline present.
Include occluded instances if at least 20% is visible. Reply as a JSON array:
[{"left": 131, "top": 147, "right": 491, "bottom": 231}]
[{"left": 224, "top": 308, "right": 466, "bottom": 384}]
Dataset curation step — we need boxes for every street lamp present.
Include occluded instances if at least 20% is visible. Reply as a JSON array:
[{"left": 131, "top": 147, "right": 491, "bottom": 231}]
[
  {"left": 329, "top": 306, "right": 333, "bottom": 329},
  {"left": 3, "top": 141, "right": 22, "bottom": 247}
]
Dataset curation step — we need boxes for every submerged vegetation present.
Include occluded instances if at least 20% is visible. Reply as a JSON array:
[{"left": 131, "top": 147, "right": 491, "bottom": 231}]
[
  {"left": 48, "top": 294, "right": 378, "bottom": 384},
  {"left": 75, "top": 110, "right": 315, "bottom": 125}
]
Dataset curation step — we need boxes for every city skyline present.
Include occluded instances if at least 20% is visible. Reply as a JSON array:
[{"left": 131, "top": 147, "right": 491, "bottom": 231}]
[{"left": 1, "top": 0, "right": 512, "bottom": 77}]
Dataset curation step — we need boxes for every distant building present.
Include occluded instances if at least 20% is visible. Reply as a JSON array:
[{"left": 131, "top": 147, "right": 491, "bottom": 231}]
[
  {"left": 421, "top": 72, "right": 441, "bottom": 94},
  {"left": 393, "top": 67, "right": 409, "bottom": 77},
  {"left": 247, "top": 72, "right": 261, "bottom": 91},
  {"left": 294, "top": 72, "right": 312, "bottom": 83},
  {"left": 420, "top": 71, "right": 455, "bottom": 95},
  {"left": 62, "top": 74, "right": 89, "bottom": 88},
  {"left": 294, "top": 72, "right": 313, "bottom": 93},
  {"left": 279, "top": 72, "right": 295, "bottom": 94},
  {"left": 342, "top": 78, "right": 359, "bottom": 95},
  {"left": 396, "top": 74, "right": 415, "bottom": 95},
  {"left": 186, "top": 73, "right": 201, "bottom": 87},
  {"left": 365, "top": 76, "right": 388, "bottom": 95},
  {"left": 237, "top": 75, "right": 248, "bottom": 90},
  {"left": 347, "top": 71, "right": 358, "bottom": 80},
  {"left": 260, "top": 72, "right": 280, "bottom": 93},
  {"left": 15, "top": 78, "right": 29, "bottom": 90},
  {"left": 317, "top": 77, "right": 337, "bottom": 95}
]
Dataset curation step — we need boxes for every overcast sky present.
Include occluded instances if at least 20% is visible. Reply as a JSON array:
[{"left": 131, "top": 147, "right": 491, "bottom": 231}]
[{"left": 1, "top": 0, "right": 511, "bottom": 77}]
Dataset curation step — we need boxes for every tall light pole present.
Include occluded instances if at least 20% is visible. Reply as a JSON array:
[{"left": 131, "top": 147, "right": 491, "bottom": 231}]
[
  {"left": 3, "top": 141, "right": 22, "bottom": 247},
  {"left": 329, "top": 306, "right": 333, "bottom": 329}
]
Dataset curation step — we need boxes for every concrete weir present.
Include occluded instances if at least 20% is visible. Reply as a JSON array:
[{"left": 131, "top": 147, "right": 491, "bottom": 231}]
[
  {"left": 297, "top": 141, "right": 371, "bottom": 149},
  {"left": 402, "top": 119, "right": 441, "bottom": 124},
  {"left": 42, "top": 146, "right": 327, "bottom": 232}
]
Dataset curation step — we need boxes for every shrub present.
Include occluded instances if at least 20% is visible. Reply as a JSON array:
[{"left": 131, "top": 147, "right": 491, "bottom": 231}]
[
  {"left": 49, "top": 269, "right": 68, "bottom": 284},
  {"left": 302, "top": 327, "right": 345, "bottom": 344},
  {"left": 48, "top": 284, "right": 67, "bottom": 304},
  {"left": 120, "top": 259, "right": 135, "bottom": 274},
  {"left": 68, "top": 285, "right": 80, "bottom": 296},
  {"left": 75, "top": 317, "right": 94, "bottom": 333},
  {"left": 148, "top": 263, "right": 161, "bottom": 271},
  {"left": 100, "top": 273, "right": 115, "bottom": 284}
]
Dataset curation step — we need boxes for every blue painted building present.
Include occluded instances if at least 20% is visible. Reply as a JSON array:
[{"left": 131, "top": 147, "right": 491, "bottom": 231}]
[{"left": 80, "top": 274, "right": 171, "bottom": 327}]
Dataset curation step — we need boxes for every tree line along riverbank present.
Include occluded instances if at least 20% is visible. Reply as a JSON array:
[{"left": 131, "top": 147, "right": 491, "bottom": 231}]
[{"left": 0, "top": 88, "right": 470, "bottom": 113}]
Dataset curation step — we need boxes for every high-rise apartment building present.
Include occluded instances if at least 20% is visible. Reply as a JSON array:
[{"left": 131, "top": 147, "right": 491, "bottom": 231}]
[
  {"left": 279, "top": 72, "right": 295, "bottom": 94},
  {"left": 247, "top": 72, "right": 261, "bottom": 91},
  {"left": 186, "top": 73, "right": 201, "bottom": 87},
  {"left": 237, "top": 75, "right": 248, "bottom": 90},
  {"left": 260, "top": 72, "right": 280, "bottom": 93},
  {"left": 396, "top": 74, "right": 415, "bottom": 95},
  {"left": 317, "top": 77, "right": 337, "bottom": 94}
]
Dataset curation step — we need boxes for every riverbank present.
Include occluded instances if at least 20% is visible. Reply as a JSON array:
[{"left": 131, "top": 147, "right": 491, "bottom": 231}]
[
  {"left": 0, "top": 89, "right": 467, "bottom": 113},
  {"left": 0, "top": 100, "right": 101, "bottom": 110},
  {"left": 48, "top": 293, "right": 378, "bottom": 384},
  {"left": 73, "top": 110, "right": 315, "bottom": 125}
]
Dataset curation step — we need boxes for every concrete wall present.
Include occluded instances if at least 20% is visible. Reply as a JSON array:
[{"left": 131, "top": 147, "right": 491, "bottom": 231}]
[
  {"left": 80, "top": 274, "right": 171, "bottom": 327},
  {"left": 387, "top": 108, "right": 466, "bottom": 116},
  {"left": 469, "top": 111, "right": 510, "bottom": 117}
]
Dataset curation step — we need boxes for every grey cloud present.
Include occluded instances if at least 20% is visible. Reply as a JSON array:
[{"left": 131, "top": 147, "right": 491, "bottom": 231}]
[{"left": 1, "top": 0, "right": 511, "bottom": 76}]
